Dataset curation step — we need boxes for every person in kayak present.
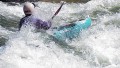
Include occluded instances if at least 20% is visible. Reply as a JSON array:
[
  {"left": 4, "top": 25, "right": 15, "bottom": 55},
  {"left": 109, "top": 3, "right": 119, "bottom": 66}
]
[{"left": 19, "top": 2, "right": 51, "bottom": 31}]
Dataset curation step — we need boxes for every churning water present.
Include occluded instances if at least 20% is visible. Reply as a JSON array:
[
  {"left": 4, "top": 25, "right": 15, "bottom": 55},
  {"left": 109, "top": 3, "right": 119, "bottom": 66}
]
[{"left": 0, "top": 0, "right": 120, "bottom": 68}]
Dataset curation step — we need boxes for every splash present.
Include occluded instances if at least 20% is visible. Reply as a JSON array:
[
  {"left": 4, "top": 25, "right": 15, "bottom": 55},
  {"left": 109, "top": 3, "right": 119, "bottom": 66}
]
[{"left": 0, "top": 0, "right": 120, "bottom": 68}]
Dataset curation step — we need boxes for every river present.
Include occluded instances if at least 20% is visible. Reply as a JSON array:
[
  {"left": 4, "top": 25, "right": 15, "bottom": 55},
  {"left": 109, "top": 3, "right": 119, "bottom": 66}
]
[{"left": 0, "top": 0, "right": 120, "bottom": 68}]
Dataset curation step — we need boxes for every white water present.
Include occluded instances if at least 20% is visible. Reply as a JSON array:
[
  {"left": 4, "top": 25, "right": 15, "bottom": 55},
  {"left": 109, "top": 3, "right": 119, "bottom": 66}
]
[{"left": 0, "top": 0, "right": 120, "bottom": 68}]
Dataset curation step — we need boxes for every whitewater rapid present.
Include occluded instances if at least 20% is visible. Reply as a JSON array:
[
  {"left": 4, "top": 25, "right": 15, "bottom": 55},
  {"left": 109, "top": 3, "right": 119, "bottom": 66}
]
[{"left": 0, "top": 0, "right": 120, "bottom": 68}]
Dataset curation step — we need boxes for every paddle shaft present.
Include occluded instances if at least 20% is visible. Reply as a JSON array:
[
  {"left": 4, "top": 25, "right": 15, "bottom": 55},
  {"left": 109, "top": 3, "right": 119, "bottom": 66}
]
[
  {"left": 51, "top": 2, "right": 64, "bottom": 20},
  {"left": 33, "top": 2, "right": 64, "bottom": 20}
]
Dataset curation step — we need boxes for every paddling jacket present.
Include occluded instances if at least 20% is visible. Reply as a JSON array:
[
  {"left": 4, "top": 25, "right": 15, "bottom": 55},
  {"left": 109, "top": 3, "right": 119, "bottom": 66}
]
[{"left": 19, "top": 14, "right": 51, "bottom": 31}]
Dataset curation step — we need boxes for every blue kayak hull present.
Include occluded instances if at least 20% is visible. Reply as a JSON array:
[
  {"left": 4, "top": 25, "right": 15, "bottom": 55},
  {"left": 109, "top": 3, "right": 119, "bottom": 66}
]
[{"left": 53, "top": 17, "right": 92, "bottom": 41}]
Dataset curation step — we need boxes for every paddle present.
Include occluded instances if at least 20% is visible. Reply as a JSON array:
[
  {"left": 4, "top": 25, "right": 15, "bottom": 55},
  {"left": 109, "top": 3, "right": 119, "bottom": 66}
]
[
  {"left": 51, "top": 1, "right": 65, "bottom": 20},
  {"left": 32, "top": 2, "right": 65, "bottom": 19}
]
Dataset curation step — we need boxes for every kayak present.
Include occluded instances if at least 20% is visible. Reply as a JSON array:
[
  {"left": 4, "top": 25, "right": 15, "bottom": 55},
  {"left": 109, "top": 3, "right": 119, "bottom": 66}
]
[{"left": 53, "top": 17, "right": 92, "bottom": 41}]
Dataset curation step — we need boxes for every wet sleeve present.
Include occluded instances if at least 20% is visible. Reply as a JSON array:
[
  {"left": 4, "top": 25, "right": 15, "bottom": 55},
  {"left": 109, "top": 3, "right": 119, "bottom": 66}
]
[
  {"left": 19, "top": 18, "right": 24, "bottom": 31},
  {"left": 36, "top": 19, "right": 52, "bottom": 30}
]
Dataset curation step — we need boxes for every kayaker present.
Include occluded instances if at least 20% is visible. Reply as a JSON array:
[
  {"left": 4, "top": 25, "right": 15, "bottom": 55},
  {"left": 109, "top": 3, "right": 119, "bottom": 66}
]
[{"left": 19, "top": 2, "right": 51, "bottom": 31}]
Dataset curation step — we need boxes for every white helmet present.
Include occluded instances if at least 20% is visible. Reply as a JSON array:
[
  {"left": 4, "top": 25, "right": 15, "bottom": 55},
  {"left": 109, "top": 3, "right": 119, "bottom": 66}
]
[{"left": 23, "top": 2, "right": 35, "bottom": 15}]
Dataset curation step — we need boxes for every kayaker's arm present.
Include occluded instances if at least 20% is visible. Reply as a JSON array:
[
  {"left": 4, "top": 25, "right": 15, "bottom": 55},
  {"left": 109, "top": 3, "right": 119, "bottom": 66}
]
[
  {"left": 36, "top": 19, "right": 52, "bottom": 30},
  {"left": 19, "top": 18, "right": 24, "bottom": 31},
  {"left": 42, "top": 20, "right": 52, "bottom": 30}
]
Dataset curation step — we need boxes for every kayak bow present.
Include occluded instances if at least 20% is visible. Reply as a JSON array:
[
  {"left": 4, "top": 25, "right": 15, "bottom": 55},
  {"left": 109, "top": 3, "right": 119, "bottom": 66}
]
[{"left": 53, "top": 17, "right": 92, "bottom": 41}]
